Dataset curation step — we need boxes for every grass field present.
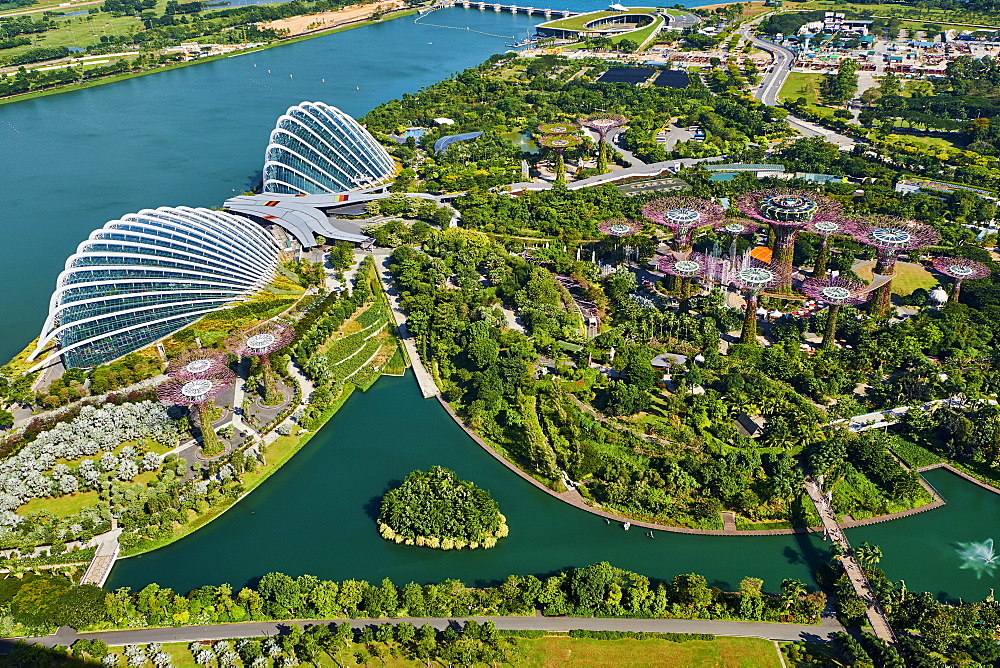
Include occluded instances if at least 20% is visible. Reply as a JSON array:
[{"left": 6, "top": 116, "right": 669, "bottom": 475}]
[
  {"left": 17, "top": 489, "right": 99, "bottom": 517},
  {"left": 151, "top": 635, "right": 782, "bottom": 668},
  {"left": 539, "top": 8, "right": 659, "bottom": 31},
  {"left": 778, "top": 72, "right": 824, "bottom": 106},
  {"left": 855, "top": 261, "right": 938, "bottom": 296},
  {"left": 881, "top": 132, "right": 962, "bottom": 153}
]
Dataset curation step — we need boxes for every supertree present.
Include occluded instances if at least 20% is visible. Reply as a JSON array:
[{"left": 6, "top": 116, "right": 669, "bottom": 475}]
[
  {"left": 714, "top": 218, "right": 762, "bottom": 258},
  {"left": 537, "top": 134, "right": 582, "bottom": 184},
  {"left": 852, "top": 216, "right": 941, "bottom": 316},
  {"left": 597, "top": 218, "right": 643, "bottom": 264},
  {"left": 729, "top": 258, "right": 791, "bottom": 344},
  {"left": 735, "top": 189, "right": 844, "bottom": 291},
  {"left": 166, "top": 348, "right": 230, "bottom": 379},
  {"left": 156, "top": 368, "right": 236, "bottom": 456},
  {"left": 641, "top": 197, "right": 725, "bottom": 252},
  {"left": 537, "top": 122, "right": 578, "bottom": 136},
  {"left": 656, "top": 252, "right": 711, "bottom": 299},
  {"left": 580, "top": 113, "right": 627, "bottom": 174},
  {"left": 800, "top": 277, "right": 872, "bottom": 349},
  {"left": 805, "top": 218, "right": 856, "bottom": 279},
  {"left": 931, "top": 256, "right": 992, "bottom": 304},
  {"left": 229, "top": 321, "right": 295, "bottom": 406}
]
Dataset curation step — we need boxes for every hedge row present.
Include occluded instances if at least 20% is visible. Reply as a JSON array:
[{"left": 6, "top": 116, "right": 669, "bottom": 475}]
[{"left": 566, "top": 630, "right": 716, "bottom": 642}]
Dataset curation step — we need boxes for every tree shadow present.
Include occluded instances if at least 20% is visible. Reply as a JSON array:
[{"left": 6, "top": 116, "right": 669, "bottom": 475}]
[{"left": 364, "top": 479, "right": 402, "bottom": 521}]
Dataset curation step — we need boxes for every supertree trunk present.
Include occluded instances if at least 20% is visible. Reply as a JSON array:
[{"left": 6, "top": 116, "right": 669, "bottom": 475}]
[
  {"left": 822, "top": 304, "right": 841, "bottom": 350},
  {"left": 597, "top": 139, "right": 608, "bottom": 174},
  {"left": 814, "top": 237, "right": 831, "bottom": 279},
  {"left": 870, "top": 255, "right": 896, "bottom": 317},
  {"left": 196, "top": 403, "right": 224, "bottom": 457},
  {"left": 951, "top": 279, "right": 964, "bottom": 303},
  {"left": 771, "top": 228, "right": 797, "bottom": 292},
  {"left": 740, "top": 294, "right": 759, "bottom": 345},
  {"left": 261, "top": 355, "right": 283, "bottom": 406},
  {"left": 555, "top": 151, "right": 566, "bottom": 184}
]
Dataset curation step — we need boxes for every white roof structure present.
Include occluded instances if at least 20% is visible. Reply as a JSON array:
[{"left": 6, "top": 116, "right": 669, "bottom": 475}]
[{"left": 28, "top": 207, "right": 279, "bottom": 370}]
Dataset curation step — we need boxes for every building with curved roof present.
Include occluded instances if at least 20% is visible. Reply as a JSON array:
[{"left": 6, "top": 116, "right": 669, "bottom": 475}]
[
  {"left": 28, "top": 207, "right": 279, "bottom": 371},
  {"left": 262, "top": 101, "right": 395, "bottom": 195}
]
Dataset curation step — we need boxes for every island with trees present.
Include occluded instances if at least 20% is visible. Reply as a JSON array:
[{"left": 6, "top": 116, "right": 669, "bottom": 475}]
[{"left": 378, "top": 466, "right": 508, "bottom": 549}]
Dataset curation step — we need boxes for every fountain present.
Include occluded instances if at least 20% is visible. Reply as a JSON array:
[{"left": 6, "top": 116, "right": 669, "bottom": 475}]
[{"left": 957, "top": 539, "right": 998, "bottom": 579}]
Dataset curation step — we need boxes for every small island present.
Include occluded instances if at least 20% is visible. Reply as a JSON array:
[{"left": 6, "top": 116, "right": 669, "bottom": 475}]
[{"left": 378, "top": 466, "right": 508, "bottom": 550}]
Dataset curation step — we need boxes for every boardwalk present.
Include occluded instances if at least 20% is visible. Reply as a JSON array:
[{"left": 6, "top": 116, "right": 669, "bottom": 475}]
[
  {"left": 79, "top": 528, "right": 121, "bottom": 588},
  {"left": 375, "top": 255, "right": 439, "bottom": 399},
  {"left": 916, "top": 462, "right": 1000, "bottom": 495},
  {"left": 803, "top": 479, "right": 897, "bottom": 646}
]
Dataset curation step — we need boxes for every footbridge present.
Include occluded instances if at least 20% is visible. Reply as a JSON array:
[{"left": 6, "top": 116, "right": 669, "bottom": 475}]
[{"left": 427, "top": 1, "right": 577, "bottom": 18}]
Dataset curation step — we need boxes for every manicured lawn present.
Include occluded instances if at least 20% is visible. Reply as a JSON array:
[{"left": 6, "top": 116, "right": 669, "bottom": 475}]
[
  {"left": 153, "top": 636, "right": 783, "bottom": 668},
  {"left": 17, "top": 490, "right": 99, "bottom": 517},
  {"left": 539, "top": 8, "right": 659, "bottom": 31},
  {"left": 880, "top": 132, "right": 962, "bottom": 153},
  {"left": 854, "top": 261, "right": 937, "bottom": 296},
  {"left": 778, "top": 72, "right": 825, "bottom": 106}
]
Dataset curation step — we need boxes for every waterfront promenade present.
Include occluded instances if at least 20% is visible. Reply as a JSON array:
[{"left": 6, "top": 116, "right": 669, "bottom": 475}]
[{"left": 19, "top": 614, "right": 844, "bottom": 649}]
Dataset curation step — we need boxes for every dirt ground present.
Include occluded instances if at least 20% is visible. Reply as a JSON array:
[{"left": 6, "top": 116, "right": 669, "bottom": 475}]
[{"left": 263, "top": 0, "right": 405, "bottom": 37}]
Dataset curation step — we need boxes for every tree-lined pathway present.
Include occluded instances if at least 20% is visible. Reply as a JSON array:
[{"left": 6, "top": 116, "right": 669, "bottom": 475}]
[{"left": 19, "top": 614, "right": 845, "bottom": 650}]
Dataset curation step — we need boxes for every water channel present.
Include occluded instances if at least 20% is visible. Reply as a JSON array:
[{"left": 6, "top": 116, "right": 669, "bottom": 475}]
[{"left": 2, "top": 4, "right": 999, "bottom": 601}]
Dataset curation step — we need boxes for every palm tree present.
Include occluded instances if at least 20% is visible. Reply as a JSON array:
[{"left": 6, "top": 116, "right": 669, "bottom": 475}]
[{"left": 854, "top": 541, "right": 883, "bottom": 568}]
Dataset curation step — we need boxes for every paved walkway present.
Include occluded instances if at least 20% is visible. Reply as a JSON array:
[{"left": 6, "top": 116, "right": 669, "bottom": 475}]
[
  {"left": 803, "top": 479, "right": 897, "bottom": 646},
  {"left": 21, "top": 614, "right": 844, "bottom": 649},
  {"left": 78, "top": 527, "right": 121, "bottom": 588},
  {"left": 375, "top": 255, "right": 439, "bottom": 399}
]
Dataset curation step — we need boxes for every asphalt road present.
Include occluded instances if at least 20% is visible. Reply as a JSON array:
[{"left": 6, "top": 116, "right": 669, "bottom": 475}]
[
  {"left": 737, "top": 27, "right": 796, "bottom": 107},
  {"left": 14, "top": 615, "right": 845, "bottom": 650}
]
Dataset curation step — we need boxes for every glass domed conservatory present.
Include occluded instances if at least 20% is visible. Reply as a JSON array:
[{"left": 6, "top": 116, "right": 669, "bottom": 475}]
[
  {"left": 28, "top": 207, "right": 279, "bottom": 370},
  {"left": 262, "top": 101, "right": 395, "bottom": 195}
]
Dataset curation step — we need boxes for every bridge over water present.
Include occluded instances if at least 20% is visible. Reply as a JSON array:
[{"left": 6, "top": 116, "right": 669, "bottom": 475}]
[{"left": 423, "top": 1, "right": 578, "bottom": 18}]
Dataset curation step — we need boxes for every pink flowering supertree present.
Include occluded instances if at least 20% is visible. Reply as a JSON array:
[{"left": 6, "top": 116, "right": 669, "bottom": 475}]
[
  {"left": 714, "top": 218, "right": 762, "bottom": 258},
  {"left": 641, "top": 197, "right": 725, "bottom": 252},
  {"left": 800, "top": 277, "right": 872, "bottom": 349},
  {"left": 729, "top": 258, "right": 791, "bottom": 344},
  {"left": 157, "top": 368, "right": 236, "bottom": 456},
  {"left": 228, "top": 321, "right": 295, "bottom": 406},
  {"left": 931, "top": 256, "right": 992, "bottom": 304},
  {"left": 167, "top": 348, "right": 230, "bottom": 380},
  {"left": 597, "top": 218, "right": 643, "bottom": 265},
  {"left": 805, "top": 218, "right": 857, "bottom": 279},
  {"left": 852, "top": 216, "right": 941, "bottom": 316},
  {"left": 580, "top": 113, "right": 627, "bottom": 174},
  {"left": 735, "top": 189, "right": 844, "bottom": 291},
  {"left": 656, "top": 252, "right": 711, "bottom": 299}
]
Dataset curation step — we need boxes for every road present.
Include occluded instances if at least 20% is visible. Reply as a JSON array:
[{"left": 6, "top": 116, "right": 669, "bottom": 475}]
[
  {"left": 736, "top": 21, "right": 796, "bottom": 107},
  {"left": 17, "top": 615, "right": 845, "bottom": 650}
]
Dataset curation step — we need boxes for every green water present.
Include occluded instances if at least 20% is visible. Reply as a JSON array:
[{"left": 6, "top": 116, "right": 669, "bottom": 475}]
[{"left": 107, "top": 374, "right": 829, "bottom": 593}]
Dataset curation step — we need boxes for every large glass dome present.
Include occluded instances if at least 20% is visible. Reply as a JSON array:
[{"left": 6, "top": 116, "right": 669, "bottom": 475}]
[
  {"left": 28, "top": 207, "right": 279, "bottom": 370},
  {"left": 262, "top": 101, "right": 395, "bottom": 195}
]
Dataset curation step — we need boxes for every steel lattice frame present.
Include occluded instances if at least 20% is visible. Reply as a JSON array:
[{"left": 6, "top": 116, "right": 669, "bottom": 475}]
[
  {"left": 931, "top": 256, "right": 992, "bottom": 304},
  {"left": 641, "top": 197, "right": 725, "bottom": 250},
  {"left": 852, "top": 215, "right": 941, "bottom": 315},
  {"left": 805, "top": 218, "right": 857, "bottom": 279},
  {"left": 598, "top": 218, "right": 643, "bottom": 237},
  {"left": 579, "top": 114, "right": 628, "bottom": 140},
  {"left": 656, "top": 252, "right": 710, "bottom": 278},
  {"left": 166, "top": 348, "right": 231, "bottom": 381},
  {"left": 229, "top": 321, "right": 294, "bottom": 405},
  {"left": 156, "top": 368, "right": 237, "bottom": 456},
  {"left": 537, "top": 122, "right": 578, "bottom": 135},
  {"left": 729, "top": 258, "right": 792, "bottom": 345}
]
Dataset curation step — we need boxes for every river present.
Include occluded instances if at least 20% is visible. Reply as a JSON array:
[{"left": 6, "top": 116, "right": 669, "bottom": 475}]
[{"left": 3, "top": 4, "right": 999, "bottom": 601}]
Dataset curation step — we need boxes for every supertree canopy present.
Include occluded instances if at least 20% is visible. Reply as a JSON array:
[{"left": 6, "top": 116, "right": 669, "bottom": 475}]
[
  {"left": 852, "top": 216, "right": 941, "bottom": 316},
  {"left": 931, "top": 256, "right": 992, "bottom": 303},
  {"left": 729, "top": 258, "right": 791, "bottom": 345},
  {"left": 800, "top": 276, "right": 872, "bottom": 349},
  {"left": 156, "top": 367, "right": 237, "bottom": 456},
  {"left": 537, "top": 134, "right": 582, "bottom": 184},
  {"left": 537, "top": 122, "right": 578, "bottom": 135},
  {"left": 714, "top": 218, "right": 762, "bottom": 258},
  {"left": 598, "top": 218, "right": 643, "bottom": 237},
  {"left": 167, "top": 348, "right": 230, "bottom": 380},
  {"left": 641, "top": 197, "right": 725, "bottom": 251},
  {"left": 735, "top": 189, "right": 844, "bottom": 291},
  {"left": 229, "top": 321, "right": 294, "bottom": 406},
  {"left": 580, "top": 113, "right": 627, "bottom": 174},
  {"left": 656, "top": 252, "right": 709, "bottom": 278},
  {"left": 805, "top": 218, "right": 856, "bottom": 279}
]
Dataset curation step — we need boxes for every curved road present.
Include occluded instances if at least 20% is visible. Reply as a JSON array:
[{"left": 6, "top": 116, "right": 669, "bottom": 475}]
[{"left": 17, "top": 615, "right": 845, "bottom": 650}]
